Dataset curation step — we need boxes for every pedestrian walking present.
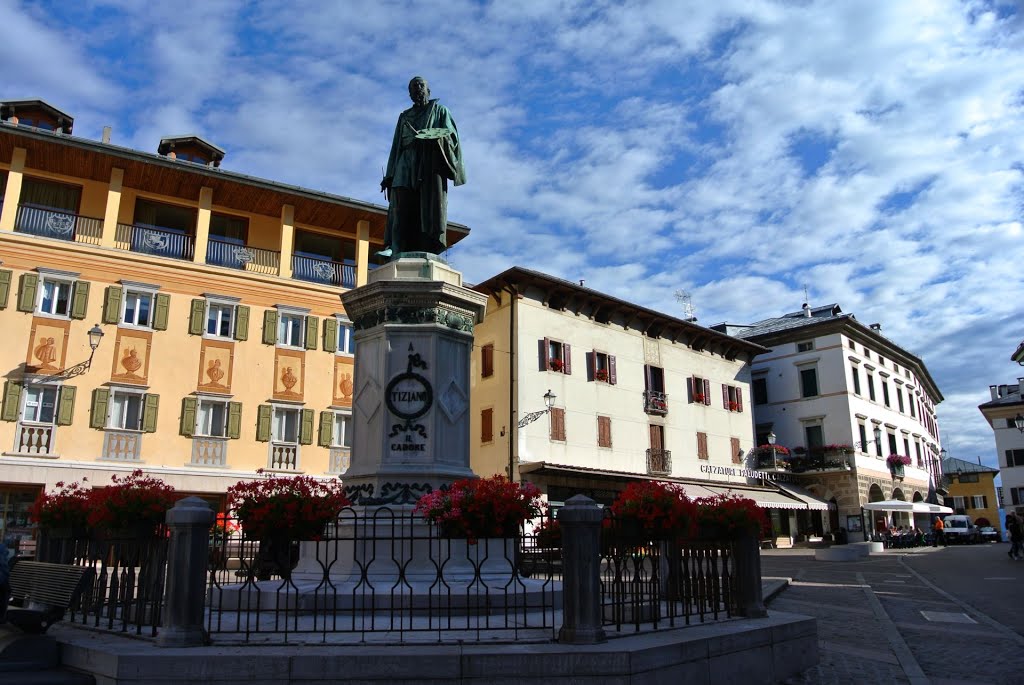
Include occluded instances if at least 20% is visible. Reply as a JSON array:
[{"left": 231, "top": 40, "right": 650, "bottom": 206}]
[
  {"left": 1007, "top": 513, "right": 1023, "bottom": 560},
  {"left": 932, "top": 516, "right": 945, "bottom": 547},
  {"left": 0, "top": 540, "right": 10, "bottom": 622}
]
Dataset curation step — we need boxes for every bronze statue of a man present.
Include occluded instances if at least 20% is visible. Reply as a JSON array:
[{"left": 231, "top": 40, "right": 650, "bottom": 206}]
[{"left": 379, "top": 77, "right": 466, "bottom": 258}]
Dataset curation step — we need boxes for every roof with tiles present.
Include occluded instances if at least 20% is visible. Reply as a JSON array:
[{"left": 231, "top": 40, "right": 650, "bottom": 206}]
[{"left": 941, "top": 456, "right": 999, "bottom": 475}]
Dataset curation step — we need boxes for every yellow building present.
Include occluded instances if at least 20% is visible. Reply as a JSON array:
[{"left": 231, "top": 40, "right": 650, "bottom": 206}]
[
  {"left": 941, "top": 455, "right": 1000, "bottom": 533},
  {"left": 0, "top": 99, "right": 469, "bottom": 548}
]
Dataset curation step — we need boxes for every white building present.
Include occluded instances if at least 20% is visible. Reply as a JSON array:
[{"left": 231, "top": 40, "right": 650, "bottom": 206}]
[
  {"left": 712, "top": 303, "right": 944, "bottom": 536},
  {"left": 979, "top": 375, "right": 1024, "bottom": 514},
  {"left": 468, "top": 267, "right": 828, "bottom": 521}
]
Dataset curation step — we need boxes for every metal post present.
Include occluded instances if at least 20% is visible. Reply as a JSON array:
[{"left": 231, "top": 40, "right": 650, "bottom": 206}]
[
  {"left": 732, "top": 530, "right": 767, "bottom": 618},
  {"left": 557, "top": 495, "right": 606, "bottom": 644},
  {"left": 157, "top": 497, "right": 215, "bottom": 647}
]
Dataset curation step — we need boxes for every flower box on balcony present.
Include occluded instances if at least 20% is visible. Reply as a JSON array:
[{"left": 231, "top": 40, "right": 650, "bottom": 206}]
[
  {"left": 594, "top": 369, "right": 609, "bottom": 382},
  {"left": 693, "top": 393, "right": 706, "bottom": 404},
  {"left": 728, "top": 401, "right": 739, "bottom": 411}
]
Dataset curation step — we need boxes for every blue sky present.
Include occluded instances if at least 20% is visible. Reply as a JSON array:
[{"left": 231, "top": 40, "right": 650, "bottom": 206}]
[{"left": 3, "top": 0, "right": 1022, "bottom": 469}]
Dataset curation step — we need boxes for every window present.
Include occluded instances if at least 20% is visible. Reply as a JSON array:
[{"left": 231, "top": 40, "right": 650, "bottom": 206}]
[
  {"left": 796, "top": 341, "right": 814, "bottom": 352},
  {"left": 109, "top": 391, "right": 145, "bottom": 431},
  {"left": 590, "top": 351, "right": 616, "bottom": 384},
  {"left": 915, "top": 442, "right": 922, "bottom": 464},
  {"left": 723, "top": 384, "right": 743, "bottom": 412},
  {"left": 972, "top": 495, "right": 987, "bottom": 509},
  {"left": 851, "top": 367, "right": 861, "bottom": 395},
  {"left": 896, "top": 387, "right": 904, "bottom": 412},
  {"left": 887, "top": 433, "right": 898, "bottom": 457},
  {"left": 332, "top": 412, "right": 352, "bottom": 448},
  {"left": 800, "top": 367, "right": 819, "bottom": 398},
  {"left": 882, "top": 381, "right": 890, "bottom": 407},
  {"left": 122, "top": 289, "right": 153, "bottom": 327},
  {"left": 864, "top": 350, "right": 870, "bottom": 360},
  {"left": 1012, "top": 488, "right": 1024, "bottom": 506},
  {"left": 696, "top": 431, "right": 709, "bottom": 460},
  {"left": 481, "top": 407, "right": 494, "bottom": 443},
  {"left": 38, "top": 277, "right": 73, "bottom": 317},
  {"left": 597, "top": 416, "right": 612, "bottom": 448},
  {"left": 278, "top": 313, "right": 305, "bottom": 347},
  {"left": 196, "top": 399, "right": 228, "bottom": 437},
  {"left": 956, "top": 473, "right": 979, "bottom": 484},
  {"left": 540, "top": 338, "right": 570, "bottom": 373},
  {"left": 752, "top": 377, "right": 768, "bottom": 405},
  {"left": 858, "top": 424, "right": 868, "bottom": 452},
  {"left": 207, "top": 303, "right": 235, "bottom": 338},
  {"left": 22, "top": 386, "right": 57, "bottom": 424},
  {"left": 273, "top": 407, "right": 300, "bottom": 444},
  {"left": 645, "top": 365, "right": 667, "bottom": 414},
  {"left": 903, "top": 437, "right": 911, "bottom": 458},
  {"left": 804, "top": 425, "right": 824, "bottom": 452},
  {"left": 909, "top": 398, "right": 916, "bottom": 418},
  {"left": 953, "top": 496, "right": 966, "bottom": 512},
  {"left": 336, "top": 317, "right": 355, "bottom": 355},
  {"left": 867, "top": 374, "right": 876, "bottom": 401},
  {"left": 481, "top": 344, "right": 494, "bottom": 378},
  {"left": 690, "top": 375, "right": 710, "bottom": 405},
  {"left": 549, "top": 407, "right": 566, "bottom": 441}
]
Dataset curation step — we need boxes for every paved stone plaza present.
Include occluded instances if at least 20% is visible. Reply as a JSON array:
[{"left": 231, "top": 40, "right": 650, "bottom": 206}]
[{"left": 763, "top": 546, "right": 1024, "bottom": 685}]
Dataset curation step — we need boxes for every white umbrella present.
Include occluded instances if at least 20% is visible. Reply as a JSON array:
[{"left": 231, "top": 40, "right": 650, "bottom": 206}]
[
  {"left": 862, "top": 500, "right": 915, "bottom": 512},
  {"left": 911, "top": 502, "right": 953, "bottom": 514}
]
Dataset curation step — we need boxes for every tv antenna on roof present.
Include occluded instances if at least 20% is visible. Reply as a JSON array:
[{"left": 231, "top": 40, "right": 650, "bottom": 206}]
[{"left": 674, "top": 290, "right": 697, "bottom": 323}]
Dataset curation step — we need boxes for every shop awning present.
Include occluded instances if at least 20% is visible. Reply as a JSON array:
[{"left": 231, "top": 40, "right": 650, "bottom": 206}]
[
  {"left": 703, "top": 484, "right": 807, "bottom": 510},
  {"left": 517, "top": 462, "right": 718, "bottom": 498},
  {"left": 776, "top": 482, "right": 834, "bottom": 511}
]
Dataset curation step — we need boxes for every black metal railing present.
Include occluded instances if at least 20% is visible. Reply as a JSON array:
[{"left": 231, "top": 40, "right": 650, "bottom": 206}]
[
  {"left": 643, "top": 390, "right": 668, "bottom": 416},
  {"left": 646, "top": 448, "right": 672, "bottom": 475},
  {"left": 206, "top": 238, "right": 280, "bottom": 275},
  {"left": 14, "top": 204, "right": 104, "bottom": 245},
  {"left": 115, "top": 222, "right": 195, "bottom": 261},
  {"left": 292, "top": 254, "right": 355, "bottom": 288}
]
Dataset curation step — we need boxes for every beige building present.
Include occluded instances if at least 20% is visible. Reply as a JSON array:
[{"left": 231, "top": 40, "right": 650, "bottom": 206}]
[
  {"left": 0, "top": 98, "right": 470, "bottom": 548},
  {"left": 468, "top": 267, "right": 827, "bottom": 520}
]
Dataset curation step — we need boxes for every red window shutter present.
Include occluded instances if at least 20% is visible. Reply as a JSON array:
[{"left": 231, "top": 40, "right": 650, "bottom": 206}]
[
  {"left": 644, "top": 364, "right": 652, "bottom": 392},
  {"left": 697, "top": 432, "right": 708, "bottom": 460},
  {"left": 688, "top": 376, "right": 695, "bottom": 402},
  {"left": 722, "top": 384, "right": 730, "bottom": 408},
  {"left": 731, "top": 437, "right": 742, "bottom": 464},
  {"left": 482, "top": 344, "right": 494, "bottom": 378},
  {"left": 703, "top": 379, "right": 711, "bottom": 405},
  {"left": 481, "top": 408, "right": 493, "bottom": 443},
  {"left": 550, "top": 407, "right": 566, "bottom": 441},
  {"left": 598, "top": 416, "right": 611, "bottom": 448},
  {"left": 587, "top": 351, "right": 595, "bottom": 381},
  {"left": 540, "top": 338, "right": 549, "bottom": 371},
  {"left": 609, "top": 355, "right": 617, "bottom": 385},
  {"left": 563, "top": 343, "right": 572, "bottom": 375},
  {"left": 736, "top": 388, "right": 743, "bottom": 412}
]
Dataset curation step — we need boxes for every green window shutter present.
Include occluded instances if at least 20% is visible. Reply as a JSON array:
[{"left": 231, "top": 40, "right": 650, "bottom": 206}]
[
  {"left": 70, "top": 281, "right": 90, "bottom": 320},
  {"left": 153, "top": 293, "right": 171, "bottom": 331},
  {"left": 179, "top": 396, "right": 197, "bottom": 437},
  {"left": 102, "top": 286, "right": 123, "bottom": 324},
  {"left": 318, "top": 410, "right": 334, "bottom": 447},
  {"left": 227, "top": 401, "right": 243, "bottom": 439},
  {"left": 17, "top": 273, "right": 39, "bottom": 312},
  {"left": 142, "top": 394, "right": 160, "bottom": 433},
  {"left": 188, "top": 299, "right": 206, "bottom": 335},
  {"left": 262, "top": 310, "right": 278, "bottom": 345},
  {"left": 255, "top": 404, "right": 272, "bottom": 441},
  {"left": 89, "top": 388, "right": 110, "bottom": 429},
  {"left": 55, "top": 386, "right": 77, "bottom": 426},
  {"left": 304, "top": 316, "right": 319, "bottom": 350},
  {"left": 0, "top": 269, "right": 12, "bottom": 309},
  {"left": 323, "top": 318, "right": 338, "bottom": 353},
  {"left": 1, "top": 380, "right": 24, "bottom": 422},
  {"left": 234, "top": 305, "right": 250, "bottom": 341},
  {"left": 299, "top": 408, "right": 315, "bottom": 445}
]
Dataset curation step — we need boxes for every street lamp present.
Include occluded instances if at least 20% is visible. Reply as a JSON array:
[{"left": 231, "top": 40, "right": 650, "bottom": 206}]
[
  {"left": 518, "top": 389, "right": 557, "bottom": 428},
  {"left": 1015, "top": 414, "right": 1024, "bottom": 434},
  {"left": 767, "top": 430, "right": 777, "bottom": 470},
  {"left": 873, "top": 426, "right": 883, "bottom": 456},
  {"left": 28, "top": 323, "right": 105, "bottom": 386}
]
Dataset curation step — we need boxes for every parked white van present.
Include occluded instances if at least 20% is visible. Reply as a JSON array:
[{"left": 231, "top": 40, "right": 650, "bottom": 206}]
[{"left": 943, "top": 515, "right": 979, "bottom": 544}]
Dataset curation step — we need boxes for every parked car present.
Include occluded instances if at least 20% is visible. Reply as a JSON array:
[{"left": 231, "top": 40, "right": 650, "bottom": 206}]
[
  {"left": 978, "top": 526, "right": 1000, "bottom": 543},
  {"left": 943, "top": 515, "right": 980, "bottom": 544}
]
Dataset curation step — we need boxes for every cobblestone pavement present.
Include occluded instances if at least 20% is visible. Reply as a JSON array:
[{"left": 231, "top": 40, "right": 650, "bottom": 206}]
[{"left": 762, "top": 548, "right": 1024, "bottom": 685}]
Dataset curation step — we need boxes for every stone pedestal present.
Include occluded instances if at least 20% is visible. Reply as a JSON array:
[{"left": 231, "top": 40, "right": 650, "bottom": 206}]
[{"left": 339, "top": 255, "right": 488, "bottom": 504}]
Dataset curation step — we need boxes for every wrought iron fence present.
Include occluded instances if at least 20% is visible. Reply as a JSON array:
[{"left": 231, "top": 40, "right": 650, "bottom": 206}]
[
  {"left": 115, "top": 222, "right": 195, "bottom": 261},
  {"left": 292, "top": 254, "right": 356, "bottom": 288},
  {"left": 206, "top": 238, "right": 280, "bottom": 275},
  {"left": 14, "top": 204, "right": 103, "bottom": 245}
]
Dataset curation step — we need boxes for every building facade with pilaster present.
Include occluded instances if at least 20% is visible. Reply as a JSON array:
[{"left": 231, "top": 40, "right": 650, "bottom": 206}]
[{"left": 979, "top": 374, "right": 1024, "bottom": 515}]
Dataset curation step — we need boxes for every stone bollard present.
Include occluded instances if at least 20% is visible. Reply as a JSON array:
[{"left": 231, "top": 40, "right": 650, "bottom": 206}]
[
  {"left": 733, "top": 531, "right": 768, "bottom": 618},
  {"left": 157, "top": 496, "right": 215, "bottom": 647},
  {"left": 557, "top": 494, "right": 606, "bottom": 644}
]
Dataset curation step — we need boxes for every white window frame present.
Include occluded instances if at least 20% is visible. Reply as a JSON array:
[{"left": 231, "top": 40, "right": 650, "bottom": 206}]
[
  {"left": 21, "top": 384, "right": 59, "bottom": 424},
  {"left": 971, "top": 495, "right": 985, "bottom": 509},
  {"left": 277, "top": 308, "right": 306, "bottom": 349},
  {"left": 204, "top": 294, "right": 239, "bottom": 340},
  {"left": 332, "top": 410, "right": 352, "bottom": 448},
  {"left": 108, "top": 387, "right": 146, "bottom": 432},
  {"left": 336, "top": 316, "right": 355, "bottom": 356},
  {"left": 272, "top": 405, "right": 300, "bottom": 444},
  {"left": 120, "top": 281, "right": 159, "bottom": 330},
  {"left": 36, "top": 269, "right": 79, "bottom": 319},
  {"left": 195, "top": 397, "right": 230, "bottom": 438}
]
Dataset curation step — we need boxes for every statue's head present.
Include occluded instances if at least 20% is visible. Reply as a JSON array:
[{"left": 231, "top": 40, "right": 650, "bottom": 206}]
[{"left": 408, "top": 76, "right": 430, "bottom": 106}]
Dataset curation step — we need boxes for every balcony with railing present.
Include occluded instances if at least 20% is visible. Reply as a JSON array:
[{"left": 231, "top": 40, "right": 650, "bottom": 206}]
[
  {"left": 191, "top": 437, "right": 228, "bottom": 467},
  {"left": 269, "top": 442, "right": 299, "bottom": 471},
  {"left": 101, "top": 430, "right": 142, "bottom": 461},
  {"left": 115, "top": 222, "right": 195, "bottom": 261},
  {"left": 643, "top": 390, "right": 668, "bottom": 416},
  {"left": 292, "top": 254, "right": 356, "bottom": 288},
  {"left": 14, "top": 204, "right": 103, "bottom": 245},
  {"left": 205, "top": 238, "right": 280, "bottom": 276},
  {"left": 646, "top": 448, "right": 672, "bottom": 476},
  {"left": 13, "top": 422, "right": 55, "bottom": 456}
]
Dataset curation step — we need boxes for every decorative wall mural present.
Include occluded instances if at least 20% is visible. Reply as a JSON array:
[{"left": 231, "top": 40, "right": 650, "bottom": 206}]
[
  {"left": 25, "top": 318, "right": 70, "bottom": 374},
  {"left": 274, "top": 349, "right": 305, "bottom": 401},
  {"left": 197, "top": 340, "right": 234, "bottom": 393},
  {"left": 110, "top": 330, "right": 152, "bottom": 385},
  {"left": 333, "top": 357, "right": 355, "bottom": 406}
]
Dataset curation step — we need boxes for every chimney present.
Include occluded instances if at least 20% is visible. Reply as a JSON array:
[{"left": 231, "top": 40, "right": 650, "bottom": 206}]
[
  {"left": 870, "top": 323, "right": 881, "bottom": 331},
  {"left": 579, "top": 279, "right": 585, "bottom": 287},
  {"left": 102, "top": 126, "right": 111, "bottom": 144},
  {"left": 990, "top": 385, "right": 999, "bottom": 401},
  {"left": 802, "top": 303, "right": 811, "bottom": 317},
  {"left": 1018, "top": 377, "right": 1024, "bottom": 396}
]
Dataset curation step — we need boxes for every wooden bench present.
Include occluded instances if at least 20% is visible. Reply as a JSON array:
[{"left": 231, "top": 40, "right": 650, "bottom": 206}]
[{"left": 6, "top": 561, "right": 95, "bottom": 634}]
